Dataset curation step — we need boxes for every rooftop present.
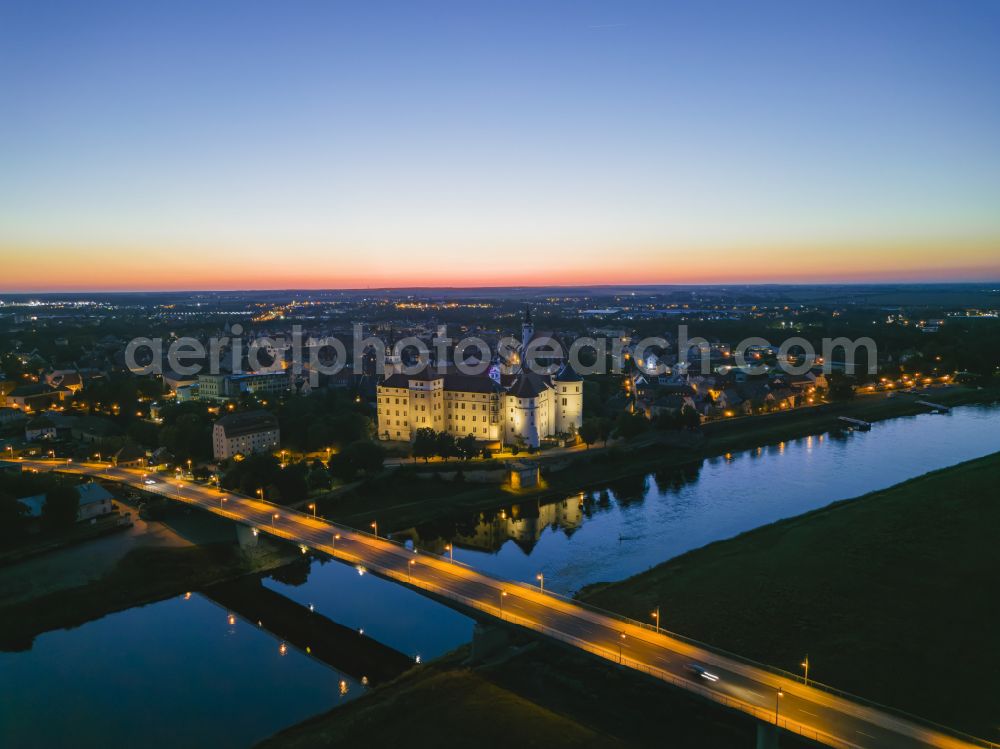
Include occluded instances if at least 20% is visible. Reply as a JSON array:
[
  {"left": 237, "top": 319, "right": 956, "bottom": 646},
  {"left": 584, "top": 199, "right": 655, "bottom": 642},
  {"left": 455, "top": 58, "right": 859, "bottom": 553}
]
[{"left": 215, "top": 410, "right": 279, "bottom": 439}]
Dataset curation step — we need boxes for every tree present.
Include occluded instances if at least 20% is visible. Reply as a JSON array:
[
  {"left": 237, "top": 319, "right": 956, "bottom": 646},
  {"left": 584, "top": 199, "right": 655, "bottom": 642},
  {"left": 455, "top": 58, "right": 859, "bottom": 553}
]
[
  {"left": 579, "top": 419, "right": 600, "bottom": 449},
  {"left": 42, "top": 485, "right": 79, "bottom": 529},
  {"left": 159, "top": 405, "right": 213, "bottom": 462},
  {"left": 307, "top": 465, "right": 332, "bottom": 492},
  {"left": 679, "top": 405, "right": 702, "bottom": 430},
  {"left": 435, "top": 432, "right": 456, "bottom": 461},
  {"left": 273, "top": 462, "right": 309, "bottom": 504},
  {"left": 614, "top": 412, "right": 650, "bottom": 440},
  {"left": 327, "top": 452, "right": 357, "bottom": 483},
  {"left": 412, "top": 428, "right": 437, "bottom": 463},
  {"left": 597, "top": 417, "right": 614, "bottom": 446},
  {"left": 0, "top": 491, "right": 27, "bottom": 541},
  {"left": 344, "top": 440, "right": 385, "bottom": 476},
  {"left": 828, "top": 373, "right": 856, "bottom": 401},
  {"left": 456, "top": 434, "right": 478, "bottom": 460},
  {"left": 330, "top": 441, "right": 385, "bottom": 482}
]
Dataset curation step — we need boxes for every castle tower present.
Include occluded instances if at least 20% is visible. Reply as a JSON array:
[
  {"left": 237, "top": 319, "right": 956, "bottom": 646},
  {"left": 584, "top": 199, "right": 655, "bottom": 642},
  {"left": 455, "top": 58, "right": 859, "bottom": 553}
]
[{"left": 553, "top": 363, "right": 584, "bottom": 435}]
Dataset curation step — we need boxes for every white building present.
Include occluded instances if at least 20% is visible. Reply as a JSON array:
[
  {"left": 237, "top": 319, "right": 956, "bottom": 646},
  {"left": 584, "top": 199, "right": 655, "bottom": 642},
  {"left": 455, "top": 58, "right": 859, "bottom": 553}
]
[
  {"left": 376, "top": 363, "right": 583, "bottom": 448},
  {"left": 212, "top": 410, "right": 280, "bottom": 460},
  {"left": 19, "top": 482, "right": 115, "bottom": 523}
]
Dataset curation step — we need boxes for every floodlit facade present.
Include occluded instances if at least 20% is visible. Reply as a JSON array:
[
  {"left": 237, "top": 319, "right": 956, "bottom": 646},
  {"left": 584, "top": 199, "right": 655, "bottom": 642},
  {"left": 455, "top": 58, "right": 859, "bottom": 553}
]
[{"left": 376, "top": 364, "right": 582, "bottom": 448}]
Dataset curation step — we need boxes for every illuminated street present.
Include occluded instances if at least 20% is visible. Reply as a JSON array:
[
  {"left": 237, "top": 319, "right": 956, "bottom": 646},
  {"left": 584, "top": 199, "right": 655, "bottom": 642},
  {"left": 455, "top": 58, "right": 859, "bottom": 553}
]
[{"left": 21, "top": 459, "right": 983, "bottom": 749}]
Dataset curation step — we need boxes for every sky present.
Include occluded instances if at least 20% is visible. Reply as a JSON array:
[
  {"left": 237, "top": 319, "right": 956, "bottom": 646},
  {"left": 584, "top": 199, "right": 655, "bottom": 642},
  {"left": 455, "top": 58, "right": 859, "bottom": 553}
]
[{"left": 1, "top": 0, "right": 999, "bottom": 291}]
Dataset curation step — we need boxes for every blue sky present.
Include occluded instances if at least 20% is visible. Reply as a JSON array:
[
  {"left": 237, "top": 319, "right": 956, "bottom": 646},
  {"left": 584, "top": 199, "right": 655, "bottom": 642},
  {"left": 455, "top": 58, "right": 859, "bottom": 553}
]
[{"left": 2, "top": 0, "right": 999, "bottom": 289}]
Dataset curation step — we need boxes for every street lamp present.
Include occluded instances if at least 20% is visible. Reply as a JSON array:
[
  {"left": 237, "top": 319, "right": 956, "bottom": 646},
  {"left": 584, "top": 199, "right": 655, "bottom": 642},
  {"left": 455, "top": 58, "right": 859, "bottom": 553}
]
[
  {"left": 499, "top": 590, "right": 507, "bottom": 613},
  {"left": 536, "top": 572, "right": 544, "bottom": 593},
  {"left": 775, "top": 687, "right": 784, "bottom": 726},
  {"left": 271, "top": 512, "right": 279, "bottom": 528},
  {"left": 308, "top": 502, "right": 317, "bottom": 517},
  {"left": 332, "top": 533, "right": 341, "bottom": 554},
  {"left": 618, "top": 632, "right": 627, "bottom": 663},
  {"left": 444, "top": 543, "right": 453, "bottom": 562},
  {"left": 651, "top": 606, "right": 660, "bottom": 634},
  {"left": 371, "top": 520, "right": 378, "bottom": 538},
  {"left": 257, "top": 487, "right": 264, "bottom": 500},
  {"left": 407, "top": 558, "right": 416, "bottom": 582},
  {"left": 220, "top": 496, "right": 227, "bottom": 510},
  {"left": 801, "top": 655, "right": 809, "bottom": 686}
]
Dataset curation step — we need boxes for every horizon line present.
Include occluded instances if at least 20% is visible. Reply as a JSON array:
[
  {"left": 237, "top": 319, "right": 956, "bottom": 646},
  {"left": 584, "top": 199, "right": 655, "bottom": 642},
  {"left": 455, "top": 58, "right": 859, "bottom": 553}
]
[{"left": 2, "top": 279, "right": 1000, "bottom": 296}]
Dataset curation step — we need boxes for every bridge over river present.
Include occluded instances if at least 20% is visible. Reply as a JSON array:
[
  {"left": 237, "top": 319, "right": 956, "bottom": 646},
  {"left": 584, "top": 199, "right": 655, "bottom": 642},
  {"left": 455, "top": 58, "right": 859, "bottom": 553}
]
[{"left": 20, "top": 459, "right": 993, "bottom": 749}]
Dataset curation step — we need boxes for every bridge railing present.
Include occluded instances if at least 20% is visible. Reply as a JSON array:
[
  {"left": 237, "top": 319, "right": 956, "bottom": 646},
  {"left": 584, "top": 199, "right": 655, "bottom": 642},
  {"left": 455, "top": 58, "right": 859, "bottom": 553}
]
[
  {"left": 275, "top": 531, "right": 862, "bottom": 749},
  {"left": 44, "top": 461, "right": 1000, "bottom": 749}
]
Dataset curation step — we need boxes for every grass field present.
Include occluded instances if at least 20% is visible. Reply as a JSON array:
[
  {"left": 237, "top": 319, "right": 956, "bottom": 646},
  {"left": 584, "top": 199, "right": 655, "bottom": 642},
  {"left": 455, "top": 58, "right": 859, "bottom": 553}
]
[
  {"left": 258, "top": 453, "right": 1000, "bottom": 749},
  {"left": 582, "top": 451, "right": 1000, "bottom": 740},
  {"left": 256, "top": 640, "right": 813, "bottom": 749}
]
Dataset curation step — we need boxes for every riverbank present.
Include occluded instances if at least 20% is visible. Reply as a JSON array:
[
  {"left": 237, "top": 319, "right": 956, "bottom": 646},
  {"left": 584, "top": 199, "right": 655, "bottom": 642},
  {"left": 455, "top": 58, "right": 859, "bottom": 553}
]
[
  {"left": 256, "top": 639, "right": 813, "bottom": 749},
  {"left": 581, "top": 451, "right": 1000, "bottom": 741},
  {"left": 258, "top": 449, "right": 1000, "bottom": 749},
  {"left": 327, "top": 385, "right": 999, "bottom": 531},
  {"left": 0, "top": 531, "right": 298, "bottom": 651}
]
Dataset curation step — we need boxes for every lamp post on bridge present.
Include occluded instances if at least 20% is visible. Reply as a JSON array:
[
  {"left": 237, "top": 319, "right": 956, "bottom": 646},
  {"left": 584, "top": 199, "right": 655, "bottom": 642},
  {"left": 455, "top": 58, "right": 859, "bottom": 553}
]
[
  {"left": 332, "top": 533, "right": 340, "bottom": 555},
  {"left": 801, "top": 655, "right": 809, "bottom": 686},
  {"left": 651, "top": 606, "right": 660, "bottom": 634},
  {"left": 499, "top": 590, "right": 507, "bottom": 614},
  {"left": 618, "top": 632, "right": 627, "bottom": 663},
  {"left": 775, "top": 687, "right": 784, "bottom": 727},
  {"left": 444, "top": 543, "right": 453, "bottom": 562},
  {"left": 407, "top": 558, "right": 416, "bottom": 582},
  {"left": 271, "top": 513, "right": 279, "bottom": 529},
  {"left": 371, "top": 521, "right": 378, "bottom": 538},
  {"left": 536, "top": 572, "right": 544, "bottom": 593},
  {"left": 308, "top": 502, "right": 316, "bottom": 517}
]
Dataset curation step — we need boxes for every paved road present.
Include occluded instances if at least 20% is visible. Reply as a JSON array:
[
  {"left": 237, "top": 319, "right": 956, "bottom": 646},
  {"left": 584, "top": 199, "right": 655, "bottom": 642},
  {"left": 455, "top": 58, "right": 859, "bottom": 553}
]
[{"left": 24, "top": 459, "right": 991, "bottom": 749}]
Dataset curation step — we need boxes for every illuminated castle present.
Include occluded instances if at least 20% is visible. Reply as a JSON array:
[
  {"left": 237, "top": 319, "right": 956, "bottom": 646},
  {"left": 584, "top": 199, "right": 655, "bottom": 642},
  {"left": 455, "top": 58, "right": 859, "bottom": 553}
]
[{"left": 376, "top": 310, "right": 582, "bottom": 447}]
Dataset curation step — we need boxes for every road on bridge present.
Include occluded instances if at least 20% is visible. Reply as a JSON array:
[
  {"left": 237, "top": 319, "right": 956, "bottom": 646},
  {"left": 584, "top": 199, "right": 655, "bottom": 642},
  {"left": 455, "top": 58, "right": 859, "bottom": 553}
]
[{"left": 22, "top": 459, "right": 989, "bottom": 749}]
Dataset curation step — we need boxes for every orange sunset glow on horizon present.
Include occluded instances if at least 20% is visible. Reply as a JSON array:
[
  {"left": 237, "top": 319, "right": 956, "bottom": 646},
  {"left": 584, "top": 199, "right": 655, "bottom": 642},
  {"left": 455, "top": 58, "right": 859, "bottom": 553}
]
[
  {"left": 2, "top": 237, "right": 998, "bottom": 292},
  {"left": 3, "top": 2, "right": 1000, "bottom": 293}
]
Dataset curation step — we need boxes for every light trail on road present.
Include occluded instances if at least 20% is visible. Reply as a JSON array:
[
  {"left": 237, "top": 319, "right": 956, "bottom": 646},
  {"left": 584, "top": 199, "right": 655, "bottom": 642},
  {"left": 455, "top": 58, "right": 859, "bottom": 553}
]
[{"left": 23, "top": 459, "right": 995, "bottom": 749}]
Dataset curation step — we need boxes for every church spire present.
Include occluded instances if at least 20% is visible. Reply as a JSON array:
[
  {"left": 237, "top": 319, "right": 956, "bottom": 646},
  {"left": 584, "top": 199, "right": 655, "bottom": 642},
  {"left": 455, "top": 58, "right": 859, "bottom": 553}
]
[{"left": 521, "top": 305, "right": 534, "bottom": 349}]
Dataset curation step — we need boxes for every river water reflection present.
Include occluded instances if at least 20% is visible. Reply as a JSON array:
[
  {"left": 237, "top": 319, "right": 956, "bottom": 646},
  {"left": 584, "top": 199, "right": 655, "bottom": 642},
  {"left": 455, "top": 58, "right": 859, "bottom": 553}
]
[
  {"left": 400, "top": 404, "right": 1000, "bottom": 594},
  {"left": 2, "top": 404, "right": 997, "bottom": 748}
]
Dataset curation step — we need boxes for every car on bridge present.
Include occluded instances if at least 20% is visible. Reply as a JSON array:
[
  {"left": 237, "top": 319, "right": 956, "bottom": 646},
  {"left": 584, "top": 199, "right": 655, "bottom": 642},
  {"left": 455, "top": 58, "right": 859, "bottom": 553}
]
[{"left": 684, "top": 663, "right": 720, "bottom": 682}]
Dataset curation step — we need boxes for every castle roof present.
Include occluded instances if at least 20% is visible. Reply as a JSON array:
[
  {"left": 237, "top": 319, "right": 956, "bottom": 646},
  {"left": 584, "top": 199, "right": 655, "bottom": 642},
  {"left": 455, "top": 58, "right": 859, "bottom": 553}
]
[
  {"left": 507, "top": 371, "right": 551, "bottom": 398},
  {"left": 554, "top": 363, "right": 582, "bottom": 382}
]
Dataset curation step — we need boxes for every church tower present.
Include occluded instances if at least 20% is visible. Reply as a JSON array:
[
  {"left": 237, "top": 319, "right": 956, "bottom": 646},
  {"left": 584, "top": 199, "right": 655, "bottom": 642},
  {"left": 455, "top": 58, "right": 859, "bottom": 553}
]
[{"left": 521, "top": 305, "right": 534, "bottom": 347}]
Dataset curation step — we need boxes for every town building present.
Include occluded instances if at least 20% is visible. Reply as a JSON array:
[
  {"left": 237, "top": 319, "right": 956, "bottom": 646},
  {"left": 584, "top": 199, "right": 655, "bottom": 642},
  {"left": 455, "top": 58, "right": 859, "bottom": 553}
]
[
  {"left": 18, "top": 482, "right": 116, "bottom": 523},
  {"left": 212, "top": 410, "right": 280, "bottom": 460},
  {"left": 197, "top": 371, "right": 289, "bottom": 402},
  {"left": 113, "top": 444, "right": 147, "bottom": 468},
  {"left": 25, "top": 416, "right": 57, "bottom": 441}
]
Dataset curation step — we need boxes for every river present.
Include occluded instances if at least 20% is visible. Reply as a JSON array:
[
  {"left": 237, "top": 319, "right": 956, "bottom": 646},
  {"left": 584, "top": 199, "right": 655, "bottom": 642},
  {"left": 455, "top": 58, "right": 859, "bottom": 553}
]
[{"left": 1, "top": 404, "right": 997, "bottom": 748}]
